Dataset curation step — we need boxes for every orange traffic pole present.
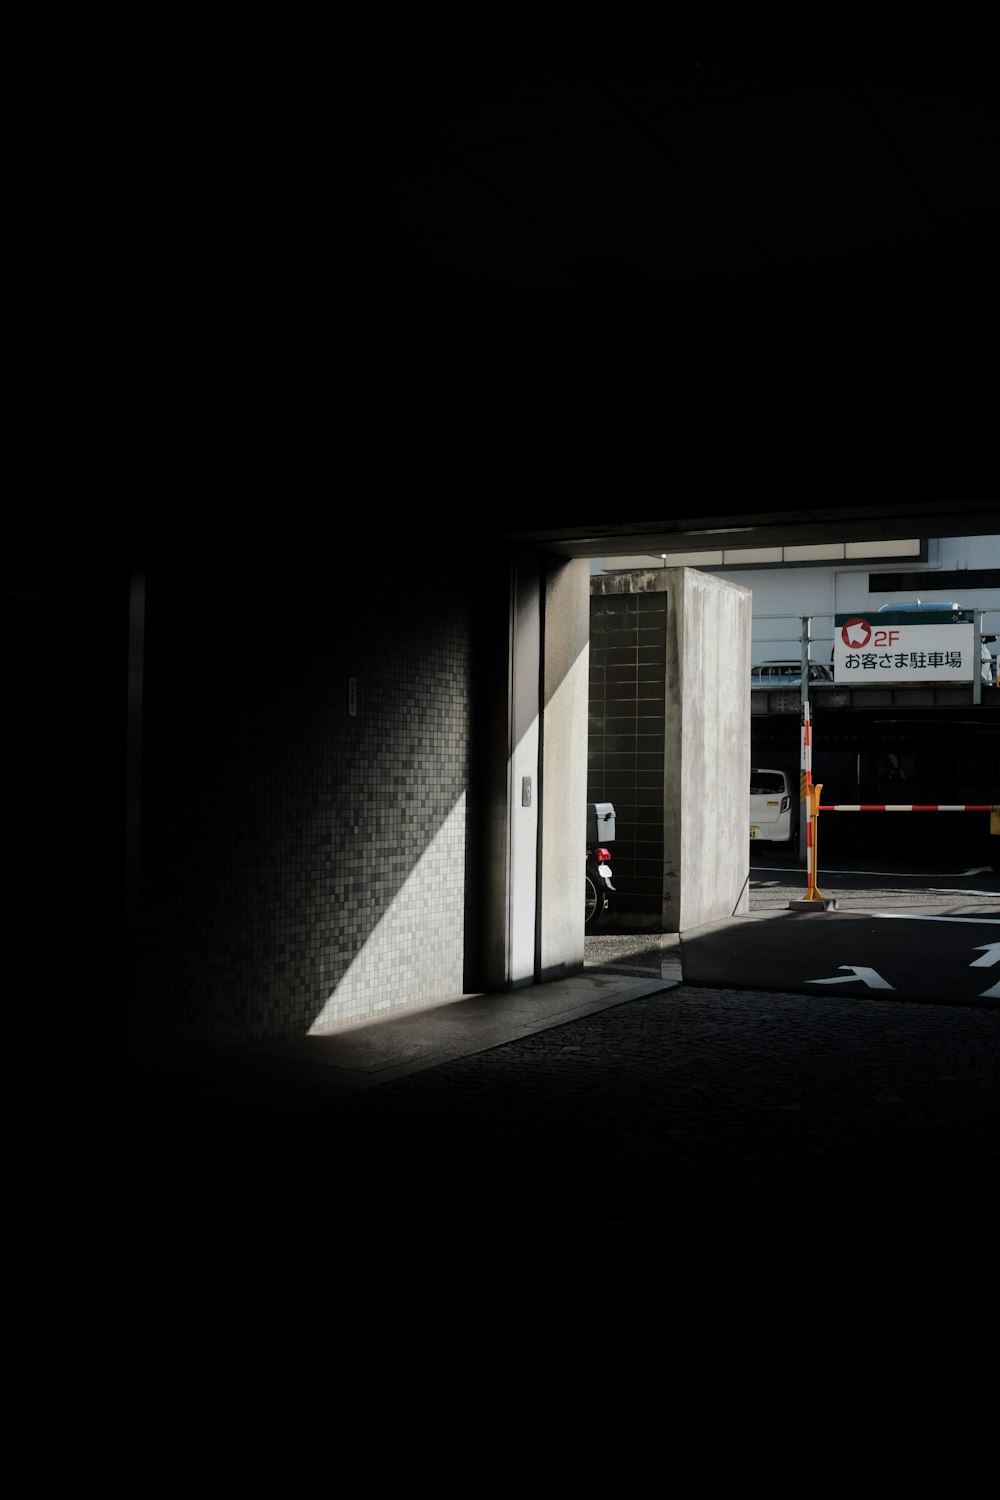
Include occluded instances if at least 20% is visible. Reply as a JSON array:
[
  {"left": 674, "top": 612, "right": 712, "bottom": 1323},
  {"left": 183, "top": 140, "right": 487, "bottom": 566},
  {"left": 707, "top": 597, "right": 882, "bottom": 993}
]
[
  {"left": 803, "top": 783, "right": 824, "bottom": 901},
  {"left": 789, "top": 703, "right": 835, "bottom": 911}
]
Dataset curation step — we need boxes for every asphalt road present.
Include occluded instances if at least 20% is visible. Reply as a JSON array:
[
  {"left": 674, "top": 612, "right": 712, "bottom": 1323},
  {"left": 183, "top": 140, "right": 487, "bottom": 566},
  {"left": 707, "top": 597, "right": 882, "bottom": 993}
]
[
  {"left": 588, "top": 846, "right": 1000, "bottom": 1006},
  {"left": 100, "top": 841, "right": 999, "bottom": 1406}
]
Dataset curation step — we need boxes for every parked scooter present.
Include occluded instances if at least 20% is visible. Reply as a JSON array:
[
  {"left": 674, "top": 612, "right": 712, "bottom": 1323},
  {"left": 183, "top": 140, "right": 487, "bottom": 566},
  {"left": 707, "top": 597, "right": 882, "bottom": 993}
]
[{"left": 585, "top": 801, "right": 616, "bottom": 931}]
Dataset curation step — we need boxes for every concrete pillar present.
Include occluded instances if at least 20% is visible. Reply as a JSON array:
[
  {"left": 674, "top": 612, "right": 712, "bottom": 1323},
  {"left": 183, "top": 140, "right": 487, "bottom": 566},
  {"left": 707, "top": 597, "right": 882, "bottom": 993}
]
[
  {"left": 538, "top": 557, "right": 590, "bottom": 979},
  {"left": 509, "top": 554, "right": 541, "bottom": 985},
  {"left": 480, "top": 552, "right": 590, "bottom": 990},
  {"left": 663, "top": 568, "right": 752, "bottom": 930}
]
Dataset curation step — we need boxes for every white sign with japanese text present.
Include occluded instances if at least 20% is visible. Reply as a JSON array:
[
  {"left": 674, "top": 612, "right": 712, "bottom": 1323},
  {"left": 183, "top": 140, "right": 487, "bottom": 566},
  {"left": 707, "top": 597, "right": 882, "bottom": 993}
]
[{"left": 833, "top": 618, "right": 975, "bottom": 683}]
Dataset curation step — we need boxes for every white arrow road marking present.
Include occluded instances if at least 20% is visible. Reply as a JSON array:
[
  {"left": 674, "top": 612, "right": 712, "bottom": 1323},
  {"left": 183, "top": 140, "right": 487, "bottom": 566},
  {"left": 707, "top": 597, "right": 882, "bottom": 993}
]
[
  {"left": 980, "top": 980, "right": 1000, "bottom": 1000},
  {"left": 970, "top": 943, "right": 1000, "bottom": 969},
  {"left": 807, "top": 966, "right": 895, "bottom": 990}
]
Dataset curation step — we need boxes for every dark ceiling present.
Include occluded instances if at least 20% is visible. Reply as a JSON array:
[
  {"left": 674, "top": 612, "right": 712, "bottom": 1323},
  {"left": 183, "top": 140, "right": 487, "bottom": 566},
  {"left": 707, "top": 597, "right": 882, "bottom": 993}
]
[
  {"left": 177, "top": 1, "right": 998, "bottom": 319},
  {"left": 141, "top": 1, "right": 1000, "bottom": 547},
  {"left": 495, "top": 503, "right": 1000, "bottom": 556}
]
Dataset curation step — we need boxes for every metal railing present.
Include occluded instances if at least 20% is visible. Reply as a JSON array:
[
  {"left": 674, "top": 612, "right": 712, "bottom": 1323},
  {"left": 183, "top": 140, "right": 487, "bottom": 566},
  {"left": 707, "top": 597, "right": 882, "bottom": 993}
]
[{"left": 752, "top": 609, "right": 999, "bottom": 693}]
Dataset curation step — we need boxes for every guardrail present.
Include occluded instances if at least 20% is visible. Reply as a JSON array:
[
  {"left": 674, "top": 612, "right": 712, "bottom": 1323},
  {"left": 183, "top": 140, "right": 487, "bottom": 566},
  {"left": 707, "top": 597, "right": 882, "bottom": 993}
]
[
  {"left": 753, "top": 610, "right": 998, "bottom": 672},
  {"left": 818, "top": 804, "right": 993, "bottom": 813},
  {"left": 753, "top": 611, "right": 998, "bottom": 720}
]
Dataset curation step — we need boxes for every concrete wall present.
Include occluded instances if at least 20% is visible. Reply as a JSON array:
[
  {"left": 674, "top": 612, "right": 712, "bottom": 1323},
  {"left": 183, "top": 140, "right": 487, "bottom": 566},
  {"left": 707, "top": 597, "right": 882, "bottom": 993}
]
[
  {"left": 590, "top": 569, "right": 752, "bottom": 932},
  {"left": 596, "top": 536, "right": 1000, "bottom": 674},
  {"left": 601, "top": 536, "right": 1000, "bottom": 670}
]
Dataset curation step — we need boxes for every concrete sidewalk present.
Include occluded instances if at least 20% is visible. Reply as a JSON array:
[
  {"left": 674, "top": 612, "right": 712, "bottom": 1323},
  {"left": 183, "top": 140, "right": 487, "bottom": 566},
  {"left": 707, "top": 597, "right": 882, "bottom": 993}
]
[{"left": 111, "top": 967, "right": 673, "bottom": 1129}]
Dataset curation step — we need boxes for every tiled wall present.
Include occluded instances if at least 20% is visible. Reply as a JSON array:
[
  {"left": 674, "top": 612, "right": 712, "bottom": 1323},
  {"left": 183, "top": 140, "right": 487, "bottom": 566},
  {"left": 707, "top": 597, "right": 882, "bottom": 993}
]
[
  {"left": 131, "top": 550, "right": 479, "bottom": 1066},
  {"left": 587, "top": 592, "right": 668, "bottom": 916}
]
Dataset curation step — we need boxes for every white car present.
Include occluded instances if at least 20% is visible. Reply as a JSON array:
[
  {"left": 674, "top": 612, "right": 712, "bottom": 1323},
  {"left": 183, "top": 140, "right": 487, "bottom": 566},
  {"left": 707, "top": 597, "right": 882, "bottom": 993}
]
[
  {"left": 750, "top": 661, "right": 833, "bottom": 688},
  {"left": 750, "top": 768, "right": 796, "bottom": 844}
]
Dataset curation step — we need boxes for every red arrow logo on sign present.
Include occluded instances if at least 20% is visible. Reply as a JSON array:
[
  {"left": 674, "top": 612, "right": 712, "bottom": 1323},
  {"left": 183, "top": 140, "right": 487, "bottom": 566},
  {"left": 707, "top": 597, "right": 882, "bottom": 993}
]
[{"left": 841, "top": 617, "right": 872, "bottom": 649}]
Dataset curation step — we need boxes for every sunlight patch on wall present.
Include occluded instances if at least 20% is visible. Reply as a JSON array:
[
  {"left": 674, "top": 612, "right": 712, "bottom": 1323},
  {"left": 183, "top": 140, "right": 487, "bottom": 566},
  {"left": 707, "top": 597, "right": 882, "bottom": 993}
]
[{"left": 308, "top": 793, "right": 467, "bottom": 1034}]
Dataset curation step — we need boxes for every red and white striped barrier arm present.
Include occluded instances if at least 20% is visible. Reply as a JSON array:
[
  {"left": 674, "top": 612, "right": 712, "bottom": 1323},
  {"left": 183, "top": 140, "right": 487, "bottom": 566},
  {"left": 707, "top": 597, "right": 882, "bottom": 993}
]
[{"left": 818, "top": 804, "right": 992, "bottom": 812}]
